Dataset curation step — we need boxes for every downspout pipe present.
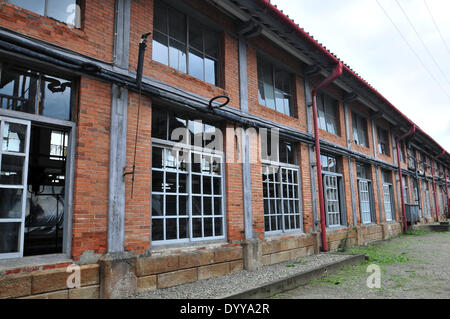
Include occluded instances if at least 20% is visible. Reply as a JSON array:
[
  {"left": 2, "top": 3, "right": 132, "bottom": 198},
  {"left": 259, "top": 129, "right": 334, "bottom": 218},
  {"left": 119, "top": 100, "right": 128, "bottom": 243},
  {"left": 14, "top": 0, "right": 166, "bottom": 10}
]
[
  {"left": 396, "top": 125, "right": 416, "bottom": 231},
  {"left": 431, "top": 162, "right": 440, "bottom": 221},
  {"left": 311, "top": 62, "right": 343, "bottom": 252},
  {"left": 445, "top": 168, "right": 449, "bottom": 217}
]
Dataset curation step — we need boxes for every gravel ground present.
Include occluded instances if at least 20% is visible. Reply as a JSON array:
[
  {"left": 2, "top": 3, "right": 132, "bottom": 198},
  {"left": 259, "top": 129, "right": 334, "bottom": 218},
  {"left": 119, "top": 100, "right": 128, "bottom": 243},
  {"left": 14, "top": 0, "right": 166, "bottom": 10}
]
[
  {"left": 274, "top": 231, "right": 450, "bottom": 299},
  {"left": 131, "top": 253, "right": 352, "bottom": 299}
]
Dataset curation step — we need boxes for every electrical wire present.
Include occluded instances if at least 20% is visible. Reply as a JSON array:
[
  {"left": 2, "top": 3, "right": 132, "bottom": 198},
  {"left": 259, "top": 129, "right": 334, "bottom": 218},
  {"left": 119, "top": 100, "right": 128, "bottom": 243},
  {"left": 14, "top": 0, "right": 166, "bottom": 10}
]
[
  {"left": 423, "top": 0, "right": 450, "bottom": 55},
  {"left": 375, "top": 0, "right": 450, "bottom": 100},
  {"left": 395, "top": 0, "right": 450, "bottom": 85}
]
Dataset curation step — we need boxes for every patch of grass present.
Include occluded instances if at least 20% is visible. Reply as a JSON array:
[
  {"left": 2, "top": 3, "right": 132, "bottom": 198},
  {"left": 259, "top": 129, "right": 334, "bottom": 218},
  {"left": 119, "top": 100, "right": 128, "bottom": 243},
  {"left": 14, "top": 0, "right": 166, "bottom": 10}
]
[
  {"left": 401, "top": 230, "right": 431, "bottom": 237},
  {"left": 296, "top": 259, "right": 308, "bottom": 265},
  {"left": 387, "top": 274, "right": 410, "bottom": 288},
  {"left": 346, "top": 245, "right": 410, "bottom": 265},
  {"left": 286, "top": 263, "right": 296, "bottom": 268}
]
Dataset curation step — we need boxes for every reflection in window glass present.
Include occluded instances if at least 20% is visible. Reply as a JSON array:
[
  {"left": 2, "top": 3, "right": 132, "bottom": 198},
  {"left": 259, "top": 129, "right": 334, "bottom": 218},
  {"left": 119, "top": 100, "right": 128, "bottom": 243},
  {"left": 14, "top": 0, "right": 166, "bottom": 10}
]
[
  {"left": 0, "top": 223, "right": 20, "bottom": 254},
  {"left": 0, "top": 188, "right": 23, "bottom": 219},
  {"left": 2, "top": 122, "right": 27, "bottom": 153},
  {"left": 47, "top": 0, "right": 78, "bottom": 26},
  {"left": 40, "top": 76, "right": 72, "bottom": 121},
  {"left": 0, "top": 63, "right": 73, "bottom": 121},
  {"left": 9, "top": 0, "right": 45, "bottom": 15},
  {"left": 8, "top": 0, "right": 80, "bottom": 27},
  {"left": 317, "top": 93, "right": 338, "bottom": 135},
  {"left": 0, "top": 155, "right": 24, "bottom": 185}
]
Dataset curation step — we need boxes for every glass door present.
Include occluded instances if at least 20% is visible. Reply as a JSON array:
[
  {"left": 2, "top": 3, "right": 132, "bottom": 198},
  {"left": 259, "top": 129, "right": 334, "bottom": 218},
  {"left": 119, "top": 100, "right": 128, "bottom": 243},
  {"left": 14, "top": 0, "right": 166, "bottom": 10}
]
[
  {"left": 0, "top": 117, "right": 30, "bottom": 259},
  {"left": 383, "top": 183, "right": 393, "bottom": 221},
  {"left": 323, "top": 174, "right": 341, "bottom": 227},
  {"left": 359, "top": 179, "right": 372, "bottom": 224}
]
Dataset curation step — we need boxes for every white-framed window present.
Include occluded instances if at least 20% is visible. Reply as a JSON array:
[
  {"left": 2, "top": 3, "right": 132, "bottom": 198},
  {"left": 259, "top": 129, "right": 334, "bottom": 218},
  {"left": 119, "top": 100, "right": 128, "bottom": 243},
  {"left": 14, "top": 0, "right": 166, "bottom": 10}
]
[
  {"left": 321, "top": 154, "right": 345, "bottom": 227},
  {"left": 324, "top": 174, "right": 341, "bottom": 226},
  {"left": 383, "top": 183, "right": 393, "bottom": 221},
  {"left": 151, "top": 108, "right": 225, "bottom": 244},
  {"left": 262, "top": 138, "right": 302, "bottom": 233},
  {"left": 356, "top": 163, "right": 373, "bottom": 224},
  {"left": 381, "top": 169, "right": 394, "bottom": 221}
]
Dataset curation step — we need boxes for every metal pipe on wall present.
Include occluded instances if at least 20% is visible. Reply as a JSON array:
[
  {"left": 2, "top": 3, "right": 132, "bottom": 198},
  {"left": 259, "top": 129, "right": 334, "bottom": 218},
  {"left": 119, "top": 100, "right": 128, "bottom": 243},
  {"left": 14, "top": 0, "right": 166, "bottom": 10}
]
[
  {"left": 396, "top": 125, "right": 416, "bottom": 231},
  {"left": 311, "top": 62, "right": 343, "bottom": 252}
]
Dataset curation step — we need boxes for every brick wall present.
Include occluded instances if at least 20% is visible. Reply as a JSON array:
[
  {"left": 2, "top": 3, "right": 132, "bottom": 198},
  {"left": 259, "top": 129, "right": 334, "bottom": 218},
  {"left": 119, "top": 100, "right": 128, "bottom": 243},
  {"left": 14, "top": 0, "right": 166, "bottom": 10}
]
[
  {"left": 72, "top": 77, "right": 111, "bottom": 260},
  {"left": 0, "top": 0, "right": 115, "bottom": 62}
]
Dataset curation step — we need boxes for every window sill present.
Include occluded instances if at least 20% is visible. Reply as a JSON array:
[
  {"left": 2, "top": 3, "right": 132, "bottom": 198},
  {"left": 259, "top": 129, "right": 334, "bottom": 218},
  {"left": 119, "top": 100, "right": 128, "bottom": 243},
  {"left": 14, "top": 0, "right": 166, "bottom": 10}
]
[
  {"left": 257, "top": 103, "right": 297, "bottom": 120},
  {"left": 0, "top": 254, "right": 73, "bottom": 275},
  {"left": 149, "top": 238, "right": 228, "bottom": 255},
  {"left": 150, "top": 60, "right": 224, "bottom": 92},
  {"left": 263, "top": 230, "right": 306, "bottom": 241}
]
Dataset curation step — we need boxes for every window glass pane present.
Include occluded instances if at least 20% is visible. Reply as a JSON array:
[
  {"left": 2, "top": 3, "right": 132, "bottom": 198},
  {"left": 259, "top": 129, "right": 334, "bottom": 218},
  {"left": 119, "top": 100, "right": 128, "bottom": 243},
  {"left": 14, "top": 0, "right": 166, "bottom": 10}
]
[
  {"left": 214, "top": 197, "right": 222, "bottom": 215},
  {"left": 2, "top": 122, "right": 27, "bottom": 153},
  {"left": 179, "top": 196, "right": 188, "bottom": 216},
  {"left": 275, "top": 90, "right": 284, "bottom": 114},
  {"left": 152, "top": 219, "right": 164, "bottom": 241},
  {"left": 0, "top": 66, "right": 37, "bottom": 114},
  {"left": 152, "top": 31, "right": 169, "bottom": 66},
  {"left": 0, "top": 222, "right": 20, "bottom": 253},
  {"left": 214, "top": 218, "right": 223, "bottom": 236},
  {"left": 152, "top": 195, "right": 163, "bottom": 216},
  {"left": 325, "top": 115, "right": 336, "bottom": 135},
  {"left": 262, "top": 64, "right": 275, "bottom": 109},
  {"left": 204, "top": 57, "right": 217, "bottom": 86},
  {"left": 151, "top": 109, "right": 167, "bottom": 139},
  {"left": 168, "top": 9, "right": 186, "bottom": 43},
  {"left": 283, "top": 94, "right": 291, "bottom": 117},
  {"left": 9, "top": 0, "right": 45, "bottom": 15},
  {"left": 153, "top": 2, "right": 168, "bottom": 34},
  {"left": 204, "top": 30, "right": 219, "bottom": 59},
  {"left": 166, "top": 195, "right": 176, "bottom": 216},
  {"left": 0, "top": 188, "right": 23, "bottom": 219},
  {"left": 0, "top": 155, "right": 24, "bottom": 185},
  {"left": 317, "top": 96, "right": 326, "bottom": 130},
  {"left": 168, "top": 114, "right": 186, "bottom": 143},
  {"left": 189, "top": 21, "right": 203, "bottom": 52},
  {"left": 179, "top": 218, "right": 188, "bottom": 238},
  {"left": 166, "top": 218, "right": 177, "bottom": 240},
  {"left": 40, "top": 75, "right": 72, "bottom": 121},
  {"left": 188, "top": 49, "right": 204, "bottom": 81},
  {"left": 258, "top": 80, "right": 265, "bottom": 106},
  {"left": 169, "top": 39, "right": 187, "bottom": 73},
  {"left": 47, "top": 0, "right": 77, "bottom": 26},
  {"left": 192, "top": 196, "right": 201, "bottom": 215},
  {"left": 152, "top": 171, "right": 164, "bottom": 193},
  {"left": 192, "top": 218, "right": 202, "bottom": 238}
]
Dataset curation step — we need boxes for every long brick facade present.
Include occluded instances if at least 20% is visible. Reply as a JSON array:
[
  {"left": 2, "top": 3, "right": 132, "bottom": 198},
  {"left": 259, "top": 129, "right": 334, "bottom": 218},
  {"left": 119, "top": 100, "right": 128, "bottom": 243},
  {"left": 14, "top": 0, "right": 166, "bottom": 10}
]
[{"left": 0, "top": 0, "right": 449, "bottom": 299}]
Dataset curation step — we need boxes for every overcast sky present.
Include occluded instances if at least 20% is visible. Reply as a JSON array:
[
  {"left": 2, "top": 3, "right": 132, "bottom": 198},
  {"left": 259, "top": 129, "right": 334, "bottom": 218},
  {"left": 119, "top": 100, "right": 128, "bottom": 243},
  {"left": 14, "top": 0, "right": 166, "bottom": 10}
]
[{"left": 272, "top": 0, "right": 450, "bottom": 152}]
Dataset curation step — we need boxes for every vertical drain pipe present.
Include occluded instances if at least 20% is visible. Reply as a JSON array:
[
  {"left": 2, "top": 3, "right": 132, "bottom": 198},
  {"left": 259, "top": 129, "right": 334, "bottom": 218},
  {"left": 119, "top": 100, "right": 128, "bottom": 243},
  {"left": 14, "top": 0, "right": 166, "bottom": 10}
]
[
  {"left": 431, "top": 161, "right": 439, "bottom": 221},
  {"left": 445, "top": 168, "right": 449, "bottom": 217},
  {"left": 433, "top": 149, "right": 450, "bottom": 219},
  {"left": 311, "top": 62, "right": 343, "bottom": 252},
  {"left": 396, "top": 125, "right": 416, "bottom": 231}
]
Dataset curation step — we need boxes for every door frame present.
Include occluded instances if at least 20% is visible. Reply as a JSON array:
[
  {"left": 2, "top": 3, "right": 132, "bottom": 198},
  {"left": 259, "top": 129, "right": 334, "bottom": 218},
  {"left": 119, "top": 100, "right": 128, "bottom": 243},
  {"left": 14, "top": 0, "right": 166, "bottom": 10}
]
[{"left": 0, "top": 109, "right": 76, "bottom": 259}]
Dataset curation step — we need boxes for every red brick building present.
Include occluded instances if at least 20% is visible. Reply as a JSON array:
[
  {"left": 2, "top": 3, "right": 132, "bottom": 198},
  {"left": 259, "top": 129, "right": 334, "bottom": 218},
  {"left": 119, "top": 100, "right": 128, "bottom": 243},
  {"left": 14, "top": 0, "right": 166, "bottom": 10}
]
[{"left": 0, "top": 0, "right": 449, "bottom": 299}]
